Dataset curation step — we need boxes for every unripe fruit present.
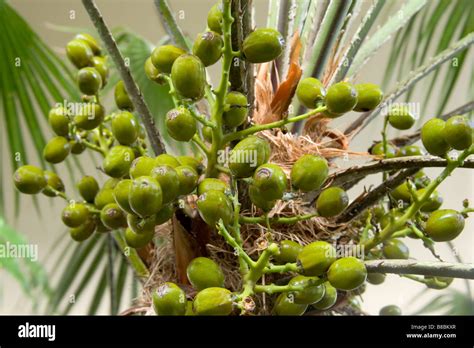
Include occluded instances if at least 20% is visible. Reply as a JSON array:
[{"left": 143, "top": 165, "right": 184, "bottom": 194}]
[
  {"left": 175, "top": 165, "right": 198, "bottom": 195},
  {"left": 274, "top": 240, "right": 302, "bottom": 264},
  {"left": 103, "top": 145, "right": 135, "bottom": 178},
  {"left": 391, "top": 181, "right": 411, "bottom": 202},
  {"left": 94, "top": 188, "right": 115, "bottom": 209},
  {"left": 75, "top": 33, "right": 101, "bottom": 55},
  {"left": 242, "top": 28, "right": 284, "bottom": 63},
  {"left": 114, "top": 81, "right": 134, "bottom": 111},
  {"left": 166, "top": 107, "right": 197, "bottom": 142},
  {"left": 124, "top": 227, "right": 154, "bottom": 248},
  {"left": 92, "top": 56, "right": 108, "bottom": 86},
  {"left": 152, "top": 282, "right": 187, "bottom": 316},
  {"left": 367, "top": 273, "right": 386, "bottom": 285},
  {"left": 48, "top": 106, "right": 70, "bottom": 136},
  {"left": 291, "top": 154, "right": 328, "bottom": 192},
  {"left": 202, "top": 126, "right": 213, "bottom": 143},
  {"left": 425, "top": 209, "right": 465, "bottom": 242},
  {"left": 129, "top": 176, "right": 163, "bottom": 218},
  {"left": 113, "top": 179, "right": 134, "bottom": 214},
  {"left": 397, "top": 145, "right": 423, "bottom": 157},
  {"left": 380, "top": 209, "right": 404, "bottom": 230},
  {"left": 70, "top": 140, "right": 86, "bottom": 154},
  {"left": 76, "top": 176, "right": 99, "bottom": 203},
  {"left": 289, "top": 275, "right": 325, "bottom": 305},
  {"left": 379, "top": 305, "right": 401, "bottom": 316},
  {"left": 353, "top": 83, "right": 383, "bottom": 112},
  {"left": 248, "top": 184, "right": 276, "bottom": 212},
  {"left": 197, "top": 190, "right": 233, "bottom": 227},
  {"left": 43, "top": 136, "right": 71, "bottom": 164},
  {"left": 193, "top": 31, "right": 223, "bottom": 67},
  {"left": 272, "top": 293, "right": 307, "bottom": 316},
  {"left": 66, "top": 39, "right": 93, "bottom": 69},
  {"left": 127, "top": 214, "right": 157, "bottom": 235},
  {"left": 229, "top": 136, "right": 271, "bottom": 178},
  {"left": 171, "top": 54, "right": 206, "bottom": 100},
  {"left": 186, "top": 257, "right": 225, "bottom": 290},
  {"left": 100, "top": 203, "right": 127, "bottom": 229},
  {"left": 297, "top": 241, "right": 337, "bottom": 276},
  {"left": 296, "top": 77, "right": 326, "bottom": 109},
  {"left": 42, "top": 171, "right": 65, "bottom": 197},
  {"left": 155, "top": 204, "right": 174, "bottom": 225},
  {"left": 193, "top": 287, "right": 233, "bottom": 316},
  {"left": 151, "top": 45, "right": 186, "bottom": 74},
  {"left": 112, "top": 111, "right": 139, "bottom": 145},
  {"left": 252, "top": 163, "right": 287, "bottom": 201},
  {"left": 69, "top": 218, "right": 96, "bottom": 242},
  {"left": 144, "top": 57, "right": 166, "bottom": 84},
  {"left": 421, "top": 118, "right": 450, "bottom": 156},
  {"left": 312, "top": 282, "right": 337, "bottom": 310},
  {"left": 74, "top": 103, "right": 105, "bottom": 130},
  {"left": 129, "top": 156, "right": 156, "bottom": 179},
  {"left": 155, "top": 154, "right": 181, "bottom": 168},
  {"left": 370, "top": 142, "right": 398, "bottom": 158},
  {"left": 443, "top": 115, "right": 472, "bottom": 150},
  {"left": 325, "top": 82, "right": 358, "bottom": 114},
  {"left": 383, "top": 239, "right": 409, "bottom": 259},
  {"left": 150, "top": 165, "right": 180, "bottom": 204},
  {"left": 77, "top": 67, "right": 102, "bottom": 95},
  {"left": 104, "top": 178, "right": 120, "bottom": 190},
  {"left": 223, "top": 91, "right": 248, "bottom": 128},
  {"left": 417, "top": 188, "right": 443, "bottom": 212},
  {"left": 315, "top": 187, "right": 349, "bottom": 217},
  {"left": 387, "top": 105, "right": 416, "bottom": 130},
  {"left": 207, "top": 3, "right": 223, "bottom": 34},
  {"left": 62, "top": 203, "right": 90, "bottom": 228},
  {"left": 177, "top": 156, "right": 204, "bottom": 174},
  {"left": 322, "top": 109, "right": 344, "bottom": 119},
  {"left": 13, "top": 165, "right": 47, "bottom": 194},
  {"left": 424, "top": 276, "right": 453, "bottom": 290},
  {"left": 327, "top": 257, "right": 367, "bottom": 291},
  {"left": 197, "top": 178, "right": 228, "bottom": 196}
]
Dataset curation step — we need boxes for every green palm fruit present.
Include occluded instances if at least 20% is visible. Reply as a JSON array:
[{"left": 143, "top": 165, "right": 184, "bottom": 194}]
[
  {"left": 421, "top": 118, "right": 451, "bottom": 156},
  {"left": 94, "top": 188, "right": 115, "bottom": 209},
  {"left": 124, "top": 227, "right": 154, "bottom": 248},
  {"left": 315, "top": 187, "right": 349, "bottom": 217},
  {"left": 289, "top": 275, "right": 325, "bottom": 305},
  {"left": 207, "top": 3, "right": 223, "bottom": 34},
  {"left": 192, "top": 31, "right": 223, "bottom": 66},
  {"left": 223, "top": 91, "right": 248, "bottom": 128},
  {"left": 151, "top": 45, "right": 186, "bottom": 73},
  {"left": 229, "top": 136, "right": 271, "bottom": 178},
  {"left": 272, "top": 293, "right": 307, "bottom": 316},
  {"left": 92, "top": 56, "right": 108, "bottom": 86},
  {"left": 379, "top": 305, "right": 401, "bottom": 316},
  {"left": 383, "top": 239, "right": 409, "bottom": 259},
  {"left": 297, "top": 241, "right": 337, "bottom": 276},
  {"left": 186, "top": 257, "right": 225, "bottom": 290},
  {"left": 111, "top": 111, "right": 139, "bottom": 145},
  {"left": 13, "top": 165, "right": 47, "bottom": 194},
  {"left": 171, "top": 54, "right": 206, "bottom": 100},
  {"left": 103, "top": 145, "right": 135, "bottom": 178},
  {"left": 424, "top": 276, "right": 453, "bottom": 290},
  {"left": 325, "top": 82, "right": 358, "bottom": 114},
  {"left": 62, "top": 203, "right": 90, "bottom": 228},
  {"left": 114, "top": 80, "right": 134, "bottom": 111},
  {"left": 74, "top": 103, "right": 105, "bottom": 130},
  {"left": 425, "top": 209, "right": 465, "bottom": 242},
  {"left": 327, "top": 257, "right": 367, "bottom": 291},
  {"left": 100, "top": 203, "right": 127, "bottom": 229},
  {"left": 242, "top": 28, "right": 284, "bottom": 63},
  {"left": 397, "top": 145, "right": 423, "bottom": 157},
  {"left": 77, "top": 67, "right": 102, "bottom": 95},
  {"left": 153, "top": 282, "right": 187, "bottom": 316},
  {"left": 144, "top": 57, "right": 166, "bottom": 84},
  {"left": 129, "top": 176, "right": 163, "bottom": 218},
  {"left": 150, "top": 165, "right": 180, "bottom": 204},
  {"left": 202, "top": 126, "right": 213, "bottom": 143},
  {"left": 66, "top": 39, "right": 93, "bottom": 69},
  {"left": 248, "top": 184, "right": 275, "bottom": 212},
  {"left": 367, "top": 273, "right": 386, "bottom": 285},
  {"left": 291, "top": 154, "right": 328, "bottom": 192},
  {"left": 129, "top": 156, "right": 156, "bottom": 179},
  {"left": 166, "top": 107, "right": 197, "bottom": 142},
  {"left": 155, "top": 154, "right": 181, "bottom": 168},
  {"left": 177, "top": 156, "right": 204, "bottom": 174},
  {"left": 380, "top": 209, "right": 404, "bottom": 229},
  {"left": 48, "top": 106, "right": 70, "bottom": 136},
  {"left": 312, "top": 282, "right": 337, "bottom": 310},
  {"left": 387, "top": 105, "right": 416, "bottom": 130},
  {"left": 296, "top": 77, "right": 326, "bottom": 109},
  {"left": 69, "top": 218, "right": 96, "bottom": 242},
  {"left": 104, "top": 178, "right": 120, "bottom": 190},
  {"left": 75, "top": 33, "right": 101, "bottom": 55},
  {"left": 175, "top": 165, "right": 198, "bottom": 195},
  {"left": 43, "top": 136, "right": 71, "bottom": 164},
  {"left": 274, "top": 240, "right": 302, "bottom": 264},
  {"left": 417, "top": 189, "right": 443, "bottom": 212},
  {"left": 77, "top": 176, "right": 99, "bottom": 203},
  {"left": 197, "top": 178, "right": 228, "bottom": 196},
  {"left": 370, "top": 142, "right": 398, "bottom": 158},
  {"left": 126, "top": 214, "right": 157, "bottom": 235},
  {"left": 252, "top": 163, "right": 287, "bottom": 201},
  {"left": 193, "top": 287, "right": 233, "bottom": 316},
  {"left": 443, "top": 115, "right": 472, "bottom": 150},
  {"left": 353, "top": 83, "right": 383, "bottom": 112},
  {"left": 197, "top": 190, "right": 233, "bottom": 227},
  {"left": 155, "top": 204, "right": 174, "bottom": 225},
  {"left": 322, "top": 109, "right": 344, "bottom": 119},
  {"left": 42, "top": 171, "right": 65, "bottom": 197},
  {"left": 70, "top": 139, "right": 86, "bottom": 154},
  {"left": 113, "top": 179, "right": 134, "bottom": 214},
  {"left": 391, "top": 181, "right": 412, "bottom": 202}
]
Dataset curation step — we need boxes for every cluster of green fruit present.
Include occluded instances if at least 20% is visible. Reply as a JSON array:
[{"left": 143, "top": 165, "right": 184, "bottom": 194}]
[{"left": 153, "top": 239, "right": 367, "bottom": 316}]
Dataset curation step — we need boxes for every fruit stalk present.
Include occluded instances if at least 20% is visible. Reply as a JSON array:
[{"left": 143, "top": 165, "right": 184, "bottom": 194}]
[
  {"left": 254, "top": 277, "right": 325, "bottom": 294},
  {"left": 113, "top": 231, "right": 150, "bottom": 279},
  {"left": 239, "top": 212, "right": 319, "bottom": 225}
]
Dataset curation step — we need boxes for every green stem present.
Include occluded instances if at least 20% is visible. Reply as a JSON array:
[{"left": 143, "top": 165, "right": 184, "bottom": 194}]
[
  {"left": 239, "top": 213, "right": 319, "bottom": 225},
  {"left": 254, "top": 277, "right": 325, "bottom": 294},
  {"left": 192, "top": 135, "right": 210, "bottom": 156},
  {"left": 264, "top": 262, "right": 300, "bottom": 274},
  {"left": 230, "top": 179, "right": 248, "bottom": 275},
  {"left": 381, "top": 116, "right": 389, "bottom": 181},
  {"left": 217, "top": 221, "right": 255, "bottom": 268},
  {"left": 113, "top": 231, "right": 150, "bottom": 279},
  {"left": 82, "top": 139, "right": 106, "bottom": 156}
]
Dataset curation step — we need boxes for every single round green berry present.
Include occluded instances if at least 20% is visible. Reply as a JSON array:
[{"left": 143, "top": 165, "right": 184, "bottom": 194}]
[
  {"left": 316, "top": 187, "right": 349, "bottom": 217},
  {"left": 113, "top": 179, "right": 134, "bottom": 214},
  {"left": 124, "top": 227, "right": 154, "bottom": 248},
  {"left": 425, "top": 209, "right": 465, "bottom": 242},
  {"left": 417, "top": 188, "right": 443, "bottom": 212},
  {"left": 114, "top": 80, "right": 134, "bottom": 111},
  {"left": 288, "top": 275, "right": 325, "bottom": 305},
  {"left": 193, "top": 287, "right": 233, "bottom": 316},
  {"left": 76, "top": 176, "right": 99, "bottom": 203},
  {"left": 103, "top": 146, "right": 135, "bottom": 178},
  {"left": 155, "top": 204, "right": 174, "bottom": 225},
  {"left": 150, "top": 165, "right": 180, "bottom": 204},
  {"left": 229, "top": 136, "right": 271, "bottom": 178},
  {"left": 312, "top": 282, "right": 337, "bottom": 310},
  {"left": 175, "top": 165, "right": 198, "bottom": 196},
  {"left": 112, "top": 111, "right": 139, "bottom": 145},
  {"left": 92, "top": 56, "right": 109, "bottom": 87},
  {"left": 129, "top": 156, "right": 156, "bottom": 179},
  {"left": 193, "top": 31, "right": 223, "bottom": 67},
  {"left": 272, "top": 293, "right": 307, "bottom": 316},
  {"left": 177, "top": 156, "right": 204, "bottom": 174},
  {"left": 327, "top": 257, "right": 367, "bottom": 291},
  {"left": 129, "top": 176, "right": 163, "bottom": 218},
  {"left": 48, "top": 106, "right": 70, "bottom": 136},
  {"left": 186, "top": 257, "right": 225, "bottom": 291},
  {"left": 100, "top": 203, "right": 127, "bottom": 230},
  {"left": 42, "top": 171, "right": 65, "bottom": 197},
  {"left": 197, "top": 178, "right": 228, "bottom": 196},
  {"left": 291, "top": 154, "right": 328, "bottom": 192},
  {"left": 252, "top": 163, "right": 287, "bottom": 201},
  {"left": 171, "top": 54, "right": 206, "bottom": 100},
  {"left": 421, "top": 118, "right": 451, "bottom": 156},
  {"left": 155, "top": 154, "right": 181, "bottom": 168},
  {"left": 126, "top": 214, "right": 157, "bottom": 235},
  {"left": 325, "top": 82, "right": 358, "bottom": 114},
  {"left": 66, "top": 39, "right": 93, "bottom": 69},
  {"left": 397, "top": 145, "right": 423, "bottom": 157},
  {"left": 273, "top": 240, "right": 303, "bottom": 264},
  {"left": 379, "top": 305, "right": 401, "bottom": 316},
  {"left": 207, "top": 3, "right": 223, "bottom": 34},
  {"left": 43, "top": 136, "right": 71, "bottom": 164},
  {"left": 74, "top": 33, "right": 101, "bottom": 55},
  {"left": 383, "top": 239, "right": 409, "bottom": 259},
  {"left": 151, "top": 45, "right": 186, "bottom": 73},
  {"left": 69, "top": 218, "right": 96, "bottom": 242},
  {"left": 144, "top": 57, "right": 166, "bottom": 84},
  {"left": 197, "top": 190, "right": 233, "bottom": 227},
  {"left": 443, "top": 115, "right": 472, "bottom": 150},
  {"left": 94, "top": 188, "right": 115, "bottom": 210},
  {"left": 353, "top": 83, "right": 383, "bottom": 112},
  {"left": 367, "top": 273, "right": 386, "bottom": 285},
  {"left": 223, "top": 91, "right": 248, "bottom": 128},
  {"left": 153, "top": 282, "right": 187, "bottom": 316},
  {"left": 62, "top": 203, "right": 90, "bottom": 228},
  {"left": 248, "top": 184, "right": 276, "bottom": 212},
  {"left": 297, "top": 241, "right": 337, "bottom": 276},
  {"left": 166, "top": 107, "right": 197, "bottom": 142},
  {"left": 77, "top": 67, "right": 102, "bottom": 95},
  {"left": 370, "top": 142, "right": 398, "bottom": 158},
  {"left": 391, "top": 181, "right": 412, "bottom": 202},
  {"left": 242, "top": 28, "right": 284, "bottom": 63},
  {"left": 74, "top": 103, "right": 105, "bottom": 130},
  {"left": 387, "top": 105, "right": 416, "bottom": 130},
  {"left": 296, "top": 77, "right": 326, "bottom": 109},
  {"left": 13, "top": 165, "right": 47, "bottom": 194}
]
